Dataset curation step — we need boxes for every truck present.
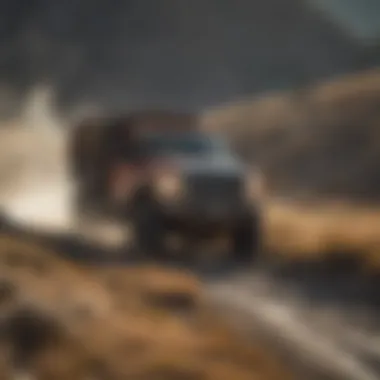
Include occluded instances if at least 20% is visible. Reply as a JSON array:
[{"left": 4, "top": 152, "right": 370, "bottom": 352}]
[{"left": 69, "top": 110, "right": 263, "bottom": 264}]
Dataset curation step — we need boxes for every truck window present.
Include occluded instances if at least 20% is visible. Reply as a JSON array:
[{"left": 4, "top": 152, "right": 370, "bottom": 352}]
[{"left": 141, "top": 132, "right": 228, "bottom": 156}]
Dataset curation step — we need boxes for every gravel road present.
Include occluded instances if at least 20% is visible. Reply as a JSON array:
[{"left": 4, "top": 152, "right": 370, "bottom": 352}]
[{"left": 206, "top": 262, "right": 380, "bottom": 380}]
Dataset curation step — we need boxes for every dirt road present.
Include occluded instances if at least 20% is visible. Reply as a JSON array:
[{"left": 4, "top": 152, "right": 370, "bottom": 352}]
[{"left": 206, "top": 264, "right": 380, "bottom": 380}]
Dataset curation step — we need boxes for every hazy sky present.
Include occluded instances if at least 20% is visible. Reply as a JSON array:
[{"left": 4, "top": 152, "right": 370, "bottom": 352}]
[{"left": 309, "top": 0, "right": 380, "bottom": 42}]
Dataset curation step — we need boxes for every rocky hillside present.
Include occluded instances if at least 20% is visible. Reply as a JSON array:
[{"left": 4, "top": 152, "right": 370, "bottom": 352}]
[
  {"left": 0, "top": 0, "right": 374, "bottom": 119},
  {"left": 202, "top": 68, "right": 380, "bottom": 202}
]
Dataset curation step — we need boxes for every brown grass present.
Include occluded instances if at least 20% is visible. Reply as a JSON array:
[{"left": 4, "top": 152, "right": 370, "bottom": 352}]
[
  {"left": 0, "top": 233, "right": 295, "bottom": 380},
  {"left": 263, "top": 199, "right": 380, "bottom": 271}
]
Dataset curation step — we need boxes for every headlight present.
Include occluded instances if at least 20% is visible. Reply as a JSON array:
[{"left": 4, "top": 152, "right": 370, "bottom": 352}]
[{"left": 154, "top": 173, "right": 183, "bottom": 201}]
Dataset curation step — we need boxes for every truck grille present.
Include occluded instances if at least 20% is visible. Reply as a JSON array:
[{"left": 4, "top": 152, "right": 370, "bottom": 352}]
[{"left": 186, "top": 174, "right": 243, "bottom": 207}]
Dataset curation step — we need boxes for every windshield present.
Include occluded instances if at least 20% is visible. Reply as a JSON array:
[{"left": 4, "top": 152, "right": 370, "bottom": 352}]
[{"left": 141, "top": 132, "right": 229, "bottom": 156}]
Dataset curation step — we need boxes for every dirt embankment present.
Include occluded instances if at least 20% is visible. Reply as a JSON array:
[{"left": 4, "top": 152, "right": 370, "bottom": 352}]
[{"left": 0, "top": 233, "right": 294, "bottom": 380}]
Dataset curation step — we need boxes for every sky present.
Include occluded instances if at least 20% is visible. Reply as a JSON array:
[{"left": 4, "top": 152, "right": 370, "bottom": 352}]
[{"left": 308, "top": 0, "right": 380, "bottom": 42}]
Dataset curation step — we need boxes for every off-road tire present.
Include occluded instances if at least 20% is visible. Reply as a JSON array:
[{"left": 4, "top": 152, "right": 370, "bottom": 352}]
[
  {"left": 232, "top": 211, "right": 261, "bottom": 264},
  {"left": 132, "top": 202, "right": 166, "bottom": 260}
]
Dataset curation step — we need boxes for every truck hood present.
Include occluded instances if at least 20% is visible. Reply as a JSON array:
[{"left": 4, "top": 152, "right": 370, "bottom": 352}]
[{"left": 160, "top": 153, "right": 247, "bottom": 177}]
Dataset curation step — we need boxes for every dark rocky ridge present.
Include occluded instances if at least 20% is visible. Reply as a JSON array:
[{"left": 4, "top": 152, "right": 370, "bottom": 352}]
[{"left": 0, "top": 0, "right": 375, "bottom": 119}]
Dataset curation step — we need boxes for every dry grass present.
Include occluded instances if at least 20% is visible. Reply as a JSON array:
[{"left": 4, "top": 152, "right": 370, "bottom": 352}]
[
  {"left": 264, "top": 199, "right": 380, "bottom": 271},
  {"left": 94, "top": 265, "right": 203, "bottom": 314},
  {"left": 0, "top": 233, "right": 294, "bottom": 380}
]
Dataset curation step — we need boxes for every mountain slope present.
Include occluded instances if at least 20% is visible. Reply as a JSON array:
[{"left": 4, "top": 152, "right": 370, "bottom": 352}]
[
  {"left": 0, "top": 0, "right": 370, "bottom": 118},
  {"left": 202, "top": 68, "right": 380, "bottom": 201}
]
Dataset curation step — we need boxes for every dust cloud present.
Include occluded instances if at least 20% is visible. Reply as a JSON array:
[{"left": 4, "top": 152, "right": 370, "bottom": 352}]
[{"left": 0, "top": 86, "right": 74, "bottom": 233}]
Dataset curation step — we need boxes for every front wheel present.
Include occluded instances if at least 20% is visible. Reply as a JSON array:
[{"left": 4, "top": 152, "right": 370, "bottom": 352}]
[{"left": 232, "top": 211, "right": 261, "bottom": 264}]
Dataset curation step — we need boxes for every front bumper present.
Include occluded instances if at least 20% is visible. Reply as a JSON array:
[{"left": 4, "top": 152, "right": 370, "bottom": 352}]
[{"left": 156, "top": 198, "right": 254, "bottom": 227}]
